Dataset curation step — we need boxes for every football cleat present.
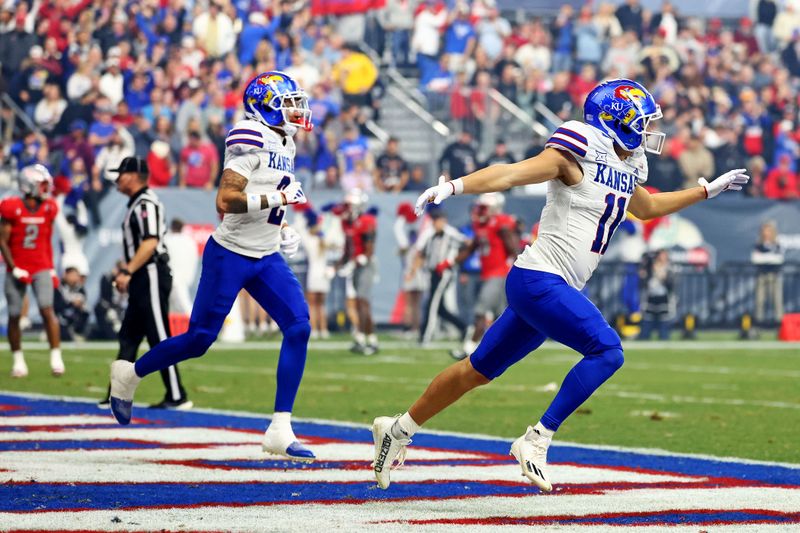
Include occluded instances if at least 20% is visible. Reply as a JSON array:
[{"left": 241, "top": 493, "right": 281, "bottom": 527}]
[
  {"left": 372, "top": 415, "right": 411, "bottom": 489},
  {"left": 50, "top": 353, "right": 65, "bottom": 377},
  {"left": 109, "top": 360, "right": 142, "bottom": 425},
  {"left": 363, "top": 344, "right": 379, "bottom": 356},
  {"left": 262, "top": 426, "right": 316, "bottom": 462},
  {"left": 510, "top": 425, "right": 553, "bottom": 492},
  {"left": 148, "top": 399, "right": 194, "bottom": 410},
  {"left": 449, "top": 348, "right": 467, "bottom": 360},
  {"left": 11, "top": 358, "right": 28, "bottom": 378}
]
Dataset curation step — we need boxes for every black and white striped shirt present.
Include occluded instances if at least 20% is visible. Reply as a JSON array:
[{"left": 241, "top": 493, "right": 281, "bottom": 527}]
[
  {"left": 415, "top": 225, "right": 467, "bottom": 271},
  {"left": 122, "top": 187, "right": 168, "bottom": 266}
]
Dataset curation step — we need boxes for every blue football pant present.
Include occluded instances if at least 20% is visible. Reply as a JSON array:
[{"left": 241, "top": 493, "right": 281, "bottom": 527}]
[
  {"left": 135, "top": 237, "right": 311, "bottom": 412},
  {"left": 470, "top": 266, "right": 624, "bottom": 432}
]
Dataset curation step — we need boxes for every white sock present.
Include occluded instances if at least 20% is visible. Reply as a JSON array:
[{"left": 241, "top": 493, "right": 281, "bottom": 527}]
[
  {"left": 269, "top": 411, "right": 292, "bottom": 432},
  {"left": 12, "top": 351, "right": 25, "bottom": 365},
  {"left": 367, "top": 333, "right": 378, "bottom": 346},
  {"left": 354, "top": 331, "right": 366, "bottom": 345},
  {"left": 392, "top": 412, "right": 420, "bottom": 439},
  {"left": 50, "top": 348, "right": 63, "bottom": 362},
  {"left": 532, "top": 421, "right": 555, "bottom": 439}
]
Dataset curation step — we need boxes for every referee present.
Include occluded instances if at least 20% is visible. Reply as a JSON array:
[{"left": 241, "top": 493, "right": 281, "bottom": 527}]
[
  {"left": 413, "top": 209, "right": 470, "bottom": 349},
  {"left": 100, "top": 157, "right": 191, "bottom": 409}
]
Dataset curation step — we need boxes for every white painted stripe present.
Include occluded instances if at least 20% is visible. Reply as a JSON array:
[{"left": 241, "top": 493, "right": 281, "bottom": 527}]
[
  {"left": 0, "top": 415, "right": 114, "bottom": 426},
  {"left": 2, "top": 489, "right": 799, "bottom": 532},
  {"left": 12, "top": 340, "right": 800, "bottom": 352}
]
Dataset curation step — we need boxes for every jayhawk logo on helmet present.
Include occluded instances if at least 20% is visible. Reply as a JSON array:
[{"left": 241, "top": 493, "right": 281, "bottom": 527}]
[
  {"left": 584, "top": 79, "right": 665, "bottom": 155},
  {"left": 243, "top": 71, "right": 313, "bottom": 136}
]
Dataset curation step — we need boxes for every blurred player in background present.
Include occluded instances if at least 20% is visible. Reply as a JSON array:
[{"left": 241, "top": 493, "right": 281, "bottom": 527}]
[
  {"left": 300, "top": 208, "right": 332, "bottom": 339},
  {"left": 372, "top": 79, "right": 749, "bottom": 492},
  {"left": 0, "top": 164, "right": 64, "bottom": 378},
  {"left": 340, "top": 189, "right": 379, "bottom": 355},
  {"left": 107, "top": 71, "right": 316, "bottom": 462},
  {"left": 450, "top": 192, "right": 518, "bottom": 359}
]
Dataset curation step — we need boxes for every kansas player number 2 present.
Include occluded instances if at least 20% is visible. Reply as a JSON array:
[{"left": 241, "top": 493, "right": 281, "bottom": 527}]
[
  {"left": 590, "top": 193, "right": 627, "bottom": 255},
  {"left": 267, "top": 176, "right": 292, "bottom": 226}
]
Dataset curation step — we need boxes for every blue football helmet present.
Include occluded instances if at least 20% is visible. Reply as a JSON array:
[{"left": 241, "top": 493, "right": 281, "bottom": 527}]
[
  {"left": 242, "top": 71, "right": 312, "bottom": 136},
  {"left": 584, "top": 79, "right": 665, "bottom": 154}
]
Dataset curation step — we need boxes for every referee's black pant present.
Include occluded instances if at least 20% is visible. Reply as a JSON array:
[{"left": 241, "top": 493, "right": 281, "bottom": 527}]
[
  {"left": 420, "top": 269, "right": 468, "bottom": 344},
  {"left": 115, "top": 262, "right": 188, "bottom": 403}
]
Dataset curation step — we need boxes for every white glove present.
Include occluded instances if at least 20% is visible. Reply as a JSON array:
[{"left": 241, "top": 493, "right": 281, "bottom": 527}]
[
  {"left": 12, "top": 267, "right": 30, "bottom": 281},
  {"left": 279, "top": 226, "right": 301, "bottom": 258},
  {"left": 698, "top": 168, "right": 750, "bottom": 199},
  {"left": 414, "top": 175, "right": 463, "bottom": 216},
  {"left": 355, "top": 254, "right": 369, "bottom": 266},
  {"left": 282, "top": 181, "right": 307, "bottom": 206},
  {"left": 338, "top": 261, "right": 355, "bottom": 277}
]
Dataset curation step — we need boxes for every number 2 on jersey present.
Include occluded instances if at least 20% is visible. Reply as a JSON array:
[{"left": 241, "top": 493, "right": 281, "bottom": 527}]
[
  {"left": 590, "top": 193, "right": 626, "bottom": 255},
  {"left": 22, "top": 224, "right": 39, "bottom": 249},
  {"left": 267, "top": 176, "right": 292, "bottom": 226}
]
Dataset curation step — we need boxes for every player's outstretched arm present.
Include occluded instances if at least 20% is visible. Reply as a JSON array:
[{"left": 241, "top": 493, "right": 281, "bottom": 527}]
[
  {"left": 414, "top": 149, "right": 574, "bottom": 215},
  {"left": 215, "top": 169, "right": 306, "bottom": 214},
  {"left": 628, "top": 168, "right": 749, "bottom": 220}
]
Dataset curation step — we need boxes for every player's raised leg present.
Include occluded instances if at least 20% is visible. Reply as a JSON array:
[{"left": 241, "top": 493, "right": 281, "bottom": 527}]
[
  {"left": 372, "top": 306, "right": 545, "bottom": 488},
  {"left": 245, "top": 253, "right": 315, "bottom": 462},
  {"left": 109, "top": 237, "right": 248, "bottom": 424},
  {"left": 504, "top": 267, "right": 624, "bottom": 491}
]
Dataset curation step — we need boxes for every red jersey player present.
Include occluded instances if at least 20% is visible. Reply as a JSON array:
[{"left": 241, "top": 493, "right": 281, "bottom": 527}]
[
  {"left": 339, "top": 189, "right": 379, "bottom": 355},
  {"left": 0, "top": 165, "right": 64, "bottom": 378},
  {"left": 450, "top": 192, "right": 517, "bottom": 359}
]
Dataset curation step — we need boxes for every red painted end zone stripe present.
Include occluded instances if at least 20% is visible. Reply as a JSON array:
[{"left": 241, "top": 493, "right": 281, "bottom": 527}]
[{"left": 381, "top": 509, "right": 800, "bottom": 527}]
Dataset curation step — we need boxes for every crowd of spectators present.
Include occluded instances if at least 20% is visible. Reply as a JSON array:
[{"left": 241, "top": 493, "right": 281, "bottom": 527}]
[
  {"left": 0, "top": 0, "right": 397, "bottom": 208},
  {"left": 1, "top": 0, "right": 799, "bottom": 202},
  {"left": 374, "top": 0, "right": 800, "bottom": 199}
]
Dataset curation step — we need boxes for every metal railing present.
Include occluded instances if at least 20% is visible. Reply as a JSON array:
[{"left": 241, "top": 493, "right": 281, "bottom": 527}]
[
  {"left": 0, "top": 93, "right": 41, "bottom": 143},
  {"left": 588, "top": 261, "right": 800, "bottom": 328},
  {"left": 489, "top": 88, "right": 550, "bottom": 138}
]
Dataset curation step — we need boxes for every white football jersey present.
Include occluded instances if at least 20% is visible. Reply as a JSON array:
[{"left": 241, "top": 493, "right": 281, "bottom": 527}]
[
  {"left": 515, "top": 120, "right": 648, "bottom": 289},
  {"left": 212, "top": 119, "right": 297, "bottom": 258}
]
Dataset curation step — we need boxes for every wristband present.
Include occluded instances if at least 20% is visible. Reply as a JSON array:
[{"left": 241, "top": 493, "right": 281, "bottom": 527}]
[
  {"left": 247, "top": 193, "right": 262, "bottom": 213},
  {"left": 119, "top": 268, "right": 131, "bottom": 276},
  {"left": 450, "top": 178, "right": 464, "bottom": 195},
  {"left": 265, "top": 191, "right": 285, "bottom": 208}
]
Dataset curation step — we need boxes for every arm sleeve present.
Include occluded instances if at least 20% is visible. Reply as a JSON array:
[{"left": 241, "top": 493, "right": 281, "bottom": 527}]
[
  {"left": 224, "top": 150, "right": 261, "bottom": 176},
  {"left": 135, "top": 201, "right": 160, "bottom": 240}
]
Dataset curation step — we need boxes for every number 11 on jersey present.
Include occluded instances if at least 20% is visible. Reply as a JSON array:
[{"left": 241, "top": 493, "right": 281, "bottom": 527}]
[{"left": 590, "top": 193, "right": 627, "bottom": 255}]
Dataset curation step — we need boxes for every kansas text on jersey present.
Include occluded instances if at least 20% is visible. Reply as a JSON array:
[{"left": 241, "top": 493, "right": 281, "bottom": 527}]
[
  {"left": 213, "top": 119, "right": 297, "bottom": 258},
  {"left": 515, "top": 120, "right": 648, "bottom": 289}
]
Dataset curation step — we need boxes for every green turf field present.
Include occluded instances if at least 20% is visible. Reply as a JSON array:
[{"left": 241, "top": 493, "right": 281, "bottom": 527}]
[{"left": 2, "top": 338, "right": 799, "bottom": 463}]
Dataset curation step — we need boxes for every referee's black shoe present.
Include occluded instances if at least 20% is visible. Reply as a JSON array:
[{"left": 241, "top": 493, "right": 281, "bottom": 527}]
[{"left": 148, "top": 398, "right": 194, "bottom": 410}]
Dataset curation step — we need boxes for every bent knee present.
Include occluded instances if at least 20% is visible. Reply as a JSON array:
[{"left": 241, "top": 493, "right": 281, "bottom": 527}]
[
  {"left": 605, "top": 348, "right": 625, "bottom": 372},
  {"left": 464, "top": 358, "right": 492, "bottom": 386},
  {"left": 283, "top": 319, "right": 311, "bottom": 343}
]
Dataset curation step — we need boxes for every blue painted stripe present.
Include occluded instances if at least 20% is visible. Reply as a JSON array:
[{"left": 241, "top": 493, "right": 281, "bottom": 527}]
[
  {"left": 0, "top": 482, "right": 541, "bottom": 512},
  {"left": 226, "top": 138, "right": 263, "bottom": 148},
  {"left": 229, "top": 128, "right": 262, "bottom": 137},
  {"left": 0, "top": 440, "right": 163, "bottom": 452},
  {"left": 555, "top": 127, "right": 587, "bottom": 145},
  {"left": 547, "top": 137, "right": 587, "bottom": 157}
]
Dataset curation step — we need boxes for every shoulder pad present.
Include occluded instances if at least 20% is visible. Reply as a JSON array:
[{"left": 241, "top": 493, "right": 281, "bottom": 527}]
[{"left": 546, "top": 120, "right": 591, "bottom": 159}]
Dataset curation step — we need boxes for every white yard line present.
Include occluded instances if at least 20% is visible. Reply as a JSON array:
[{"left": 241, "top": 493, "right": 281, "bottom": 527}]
[{"left": 13, "top": 339, "right": 800, "bottom": 351}]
